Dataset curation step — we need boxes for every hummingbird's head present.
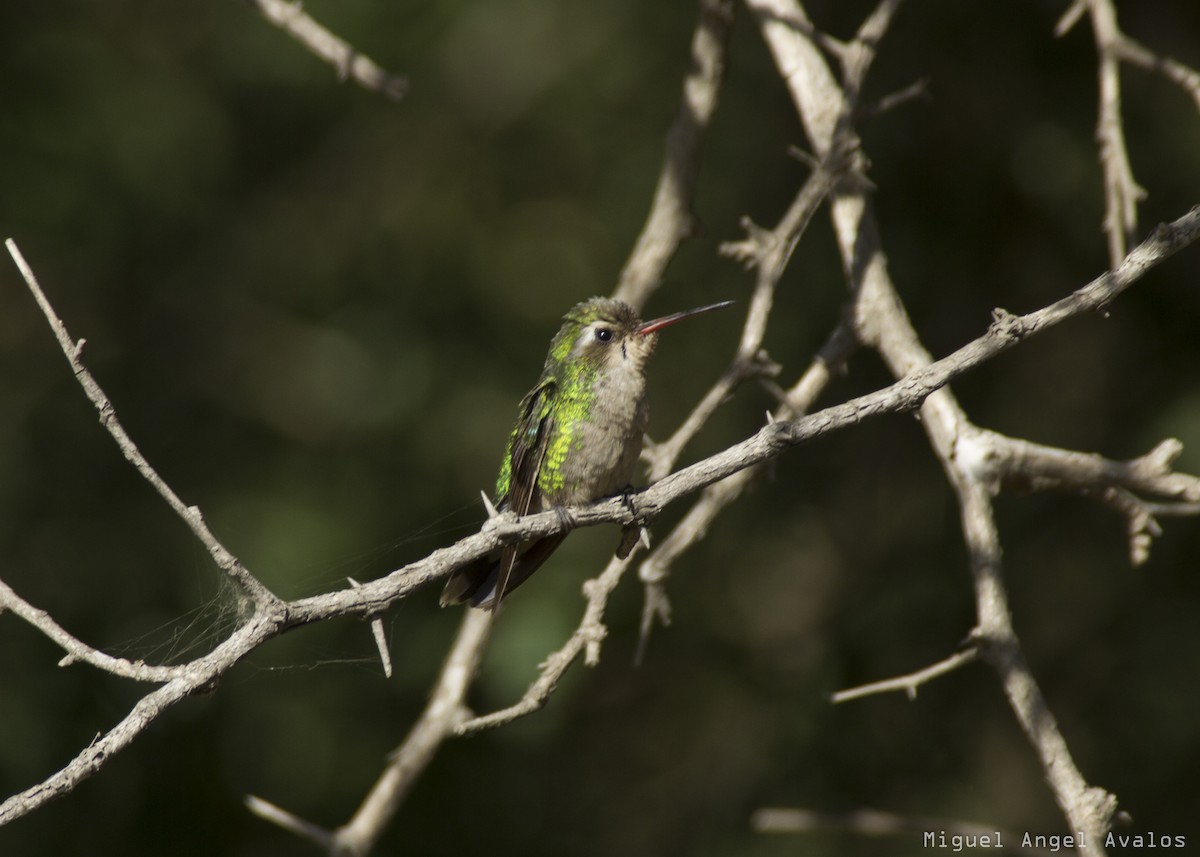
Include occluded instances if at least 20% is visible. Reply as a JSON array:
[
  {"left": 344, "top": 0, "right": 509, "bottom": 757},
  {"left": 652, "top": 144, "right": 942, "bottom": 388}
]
[
  {"left": 547, "top": 298, "right": 652, "bottom": 375},
  {"left": 546, "top": 297, "right": 734, "bottom": 376}
]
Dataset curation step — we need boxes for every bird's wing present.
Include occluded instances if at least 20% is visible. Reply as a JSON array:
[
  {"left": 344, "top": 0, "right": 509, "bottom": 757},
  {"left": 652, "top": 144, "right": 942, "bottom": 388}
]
[
  {"left": 490, "top": 379, "right": 557, "bottom": 609},
  {"left": 439, "top": 379, "right": 559, "bottom": 608}
]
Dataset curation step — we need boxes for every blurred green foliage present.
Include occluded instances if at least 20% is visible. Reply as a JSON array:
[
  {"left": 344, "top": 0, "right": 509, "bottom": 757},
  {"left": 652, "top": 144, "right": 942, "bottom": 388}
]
[{"left": 1, "top": 1, "right": 1199, "bottom": 855}]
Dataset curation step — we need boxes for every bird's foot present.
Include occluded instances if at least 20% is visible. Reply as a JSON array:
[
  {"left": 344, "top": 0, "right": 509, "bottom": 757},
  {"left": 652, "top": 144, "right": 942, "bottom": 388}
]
[{"left": 616, "top": 485, "right": 651, "bottom": 559}]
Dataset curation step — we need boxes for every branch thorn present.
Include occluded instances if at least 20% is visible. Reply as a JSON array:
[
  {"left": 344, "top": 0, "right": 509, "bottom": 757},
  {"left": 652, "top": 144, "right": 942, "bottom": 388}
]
[{"left": 480, "top": 490, "right": 500, "bottom": 519}]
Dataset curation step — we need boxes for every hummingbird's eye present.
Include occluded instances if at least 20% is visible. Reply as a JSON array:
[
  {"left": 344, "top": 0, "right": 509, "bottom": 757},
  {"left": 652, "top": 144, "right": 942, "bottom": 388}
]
[{"left": 594, "top": 327, "right": 614, "bottom": 343}]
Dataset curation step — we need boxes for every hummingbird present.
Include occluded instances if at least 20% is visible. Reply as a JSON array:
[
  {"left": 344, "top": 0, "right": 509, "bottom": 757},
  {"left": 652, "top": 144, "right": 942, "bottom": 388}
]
[{"left": 440, "top": 296, "right": 733, "bottom": 610}]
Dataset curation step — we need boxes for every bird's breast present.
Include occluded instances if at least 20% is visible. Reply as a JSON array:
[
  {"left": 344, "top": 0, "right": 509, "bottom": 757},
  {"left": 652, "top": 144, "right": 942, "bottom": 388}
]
[{"left": 545, "top": 368, "right": 648, "bottom": 507}]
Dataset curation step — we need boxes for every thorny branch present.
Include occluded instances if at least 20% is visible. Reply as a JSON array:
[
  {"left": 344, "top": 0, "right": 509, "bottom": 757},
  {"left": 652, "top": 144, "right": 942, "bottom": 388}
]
[
  {"left": 642, "top": 142, "right": 850, "bottom": 485},
  {"left": 4, "top": 201, "right": 1198, "bottom": 833},
  {"left": 634, "top": 147, "right": 857, "bottom": 653},
  {"left": 456, "top": 549, "right": 639, "bottom": 734},
  {"left": 957, "top": 475, "right": 1119, "bottom": 850},
  {"left": 1059, "top": 0, "right": 1145, "bottom": 267},
  {"left": 1057, "top": 0, "right": 1200, "bottom": 266},
  {"left": 634, "top": 318, "right": 859, "bottom": 663},
  {"left": 633, "top": 0, "right": 897, "bottom": 650},
  {"left": 5, "top": 241, "right": 278, "bottom": 610},
  {"left": 958, "top": 431, "right": 1200, "bottom": 566},
  {"left": 734, "top": 0, "right": 1196, "bottom": 852},
  {"left": 247, "top": 0, "right": 738, "bottom": 842}
]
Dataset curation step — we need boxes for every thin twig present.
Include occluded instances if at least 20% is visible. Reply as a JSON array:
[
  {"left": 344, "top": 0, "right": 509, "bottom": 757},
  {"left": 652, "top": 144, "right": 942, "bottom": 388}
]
[
  {"left": 831, "top": 647, "right": 979, "bottom": 703},
  {"left": 631, "top": 78, "right": 869, "bottom": 648},
  {"left": 5, "top": 239, "right": 278, "bottom": 609},
  {"left": 456, "top": 550, "right": 637, "bottom": 735},
  {"left": 1055, "top": 1, "right": 1088, "bottom": 37},
  {"left": 248, "top": 610, "right": 491, "bottom": 854},
  {"left": 244, "top": 795, "right": 334, "bottom": 850},
  {"left": 0, "top": 578, "right": 187, "bottom": 682},
  {"left": 241, "top": 0, "right": 408, "bottom": 101},
  {"left": 1059, "top": 0, "right": 1200, "bottom": 262},
  {"left": 614, "top": 0, "right": 735, "bottom": 309},
  {"left": 634, "top": 0, "right": 904, "bottom": 654},
  {"left": 635, "top": 316, "right": 859, "bottom": 660},
  {"left": 328, "top": 610, "right": 491, "bottom": 856},
  {"left": 1067, "top": 0, "right": 1147, "bottom": 267},
  {"left": 858, "top": 76, "right": 931, "bottom": 119},
  {"left": 643, "top": 148, "right": 846, "bottom": 483},
  {"left": 1113, "top": 36, "right": 1200, "bottom": 113}
]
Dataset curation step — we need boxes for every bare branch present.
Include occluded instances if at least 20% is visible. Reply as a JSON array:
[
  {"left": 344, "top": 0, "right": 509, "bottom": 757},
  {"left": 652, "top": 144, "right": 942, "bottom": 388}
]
[
  {"left": 831, "top": 647, "right": 979, "bottom": 704},
  {"left": 456, "top": 550, "right": 636, "bottom": 735},
  {"left": 857, "top": 76, "right": 931, "bottom": 120},
  {"left": 1059, "top": 1, "right": 1200, "bottom": 265},
  {"left": 629, "top": 37, "right": 877, "bottom": 642},
  {"left": 957, "top": 431, "right": 1200, "bottom": 564},
  {"left": 614, "top": 0, "right": 735, "bottom": 309},
  {"left": 1055, "top": 1, "right": 1088, "bottom": 37},
  {"left": 241, "top": 0, "right": 408, "bottom": 101},
  {"left": 5, "top": 239, "right": 279, "bottom": 609},
  {"left": 953, "top": 478, "right": 1117, "bottom": 851},
  {"left": 738, "top": 3, "right": 1190, "bottom": 850},
  {"left": 244, "top": 796, "right": 334, "bottom": 851},
  {"left": 635, "top": 305, "right": 859, "bottom": 658},
  {"left": 262, "top": 609, "right": 494, "bottom": 856},
  {"left": 0, "top": 578, "right": 186, "bottom": 682},
  {"left": 632, "top": 201, "right": 1199, "bottom": 646},
  {"left": 642, "top": 148, "right": 846, "bottom": 483},
  {"left": 3, "top": 199, "right": 1198, "bottom": 828},
  {"left": 1078, "top": 0, "right": 1147, "bottom": 267},
  {"left": 0, "top": 611, "right": 278, "bottom": 825},
  {"left": 967, "top": 434, "right": 1200, "bottom": 502},
  {"left": 1113, "top": 36, "right": 1200, "bottom": 113}
]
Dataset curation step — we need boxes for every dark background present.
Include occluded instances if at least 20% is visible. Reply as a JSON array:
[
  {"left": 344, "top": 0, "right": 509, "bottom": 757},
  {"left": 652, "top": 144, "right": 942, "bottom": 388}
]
[{"left": 1, "top": 1, "right": 1198, "bottom": 854}]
